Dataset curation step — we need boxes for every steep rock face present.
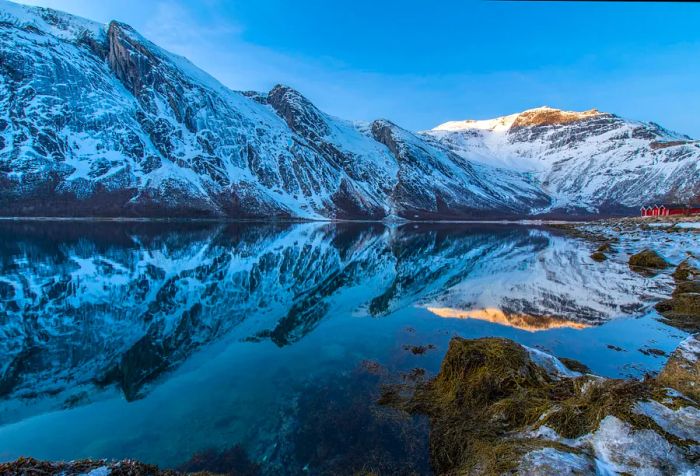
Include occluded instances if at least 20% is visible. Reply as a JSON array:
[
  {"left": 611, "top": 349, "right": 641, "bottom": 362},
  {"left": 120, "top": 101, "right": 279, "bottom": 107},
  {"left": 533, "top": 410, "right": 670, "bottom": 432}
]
[
  {"left": 0, "top": 1, "right": 550, "bottom": 220},
  {"left": 425, "top": 107, "right": 700, "bottom": 215},
  {"left": 0, "top": 3, "right": 383, "bottom": 219},
  {"left": 370, "top": 120, "right": 551, "bottom": 219},
  {"left": 2, "top": 2, "right": 697, "bottom": 219},
  {"left": 265, "top": 84, "right": 396, "bottom": 219}
]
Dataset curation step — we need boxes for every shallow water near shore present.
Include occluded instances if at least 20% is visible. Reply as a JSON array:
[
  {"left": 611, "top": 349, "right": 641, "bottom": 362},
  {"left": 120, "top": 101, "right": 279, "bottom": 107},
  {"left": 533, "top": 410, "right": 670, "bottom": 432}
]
[{"left": 0, "top": 221, "right": 693, "bottom": 474}]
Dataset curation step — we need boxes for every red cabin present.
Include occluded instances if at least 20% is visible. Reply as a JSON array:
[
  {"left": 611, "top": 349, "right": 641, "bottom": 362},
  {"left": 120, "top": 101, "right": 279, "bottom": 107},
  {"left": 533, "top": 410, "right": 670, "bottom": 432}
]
[{"left": 641, "top": 204, "right": 700, "bottom": 217}]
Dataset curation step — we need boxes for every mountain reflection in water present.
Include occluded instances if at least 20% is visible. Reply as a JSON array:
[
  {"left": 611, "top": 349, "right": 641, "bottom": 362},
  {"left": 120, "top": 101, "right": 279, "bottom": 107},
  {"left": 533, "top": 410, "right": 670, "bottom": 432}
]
[
  {"left": 0, "top": 221, "right": 681, "bottom": 472},
  {"left": 426, "top": 307, "right": 591, "bottom": 332}
]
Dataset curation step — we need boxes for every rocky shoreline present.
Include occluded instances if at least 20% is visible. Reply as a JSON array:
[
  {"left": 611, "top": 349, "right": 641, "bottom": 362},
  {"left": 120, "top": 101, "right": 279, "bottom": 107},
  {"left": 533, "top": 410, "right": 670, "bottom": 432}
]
[{"left": 378, "top": 334, "right": 700, "bottom": 474}]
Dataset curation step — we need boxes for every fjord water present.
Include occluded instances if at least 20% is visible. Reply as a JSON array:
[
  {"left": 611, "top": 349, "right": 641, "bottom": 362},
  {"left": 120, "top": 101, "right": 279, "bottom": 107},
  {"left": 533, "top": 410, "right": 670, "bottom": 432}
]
[{"left": 0, "top": 221, "right": 685, "bottom": 473}]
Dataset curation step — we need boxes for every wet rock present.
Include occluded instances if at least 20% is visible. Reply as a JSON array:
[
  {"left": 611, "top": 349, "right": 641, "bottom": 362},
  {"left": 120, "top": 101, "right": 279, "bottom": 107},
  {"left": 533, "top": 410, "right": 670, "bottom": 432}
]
[
  {"left": 558, "top": 357, "right": 591, "bottom": 374},
  {"left": 628, "top": 249, "right": 670, "bottom": 270},
  {"left": 402, "top": 344, "right": 436, "bottom": 355},
  {"left": 658, "top": 334, "right": 700, "bottom": 402},
  {"left": 639, "top": 347, "right": 667, "bottom": 358},
  {"left": 596, "top": 242, "right": 612, "bottom": 253},
  {"left": 673, "top": 260, "right": 700, "bottom": 283},
  {"left": 655, "top": 261, "right": 700, "bottom": 332},
  {"left": 0, "top": 457, "right": 185, "bottom": 475},
  {"left": 590, "top": 251, "right": 607, "bottom": 262},
  {"left": 607, "top": 344, "right": 626, "bottom": 352}
]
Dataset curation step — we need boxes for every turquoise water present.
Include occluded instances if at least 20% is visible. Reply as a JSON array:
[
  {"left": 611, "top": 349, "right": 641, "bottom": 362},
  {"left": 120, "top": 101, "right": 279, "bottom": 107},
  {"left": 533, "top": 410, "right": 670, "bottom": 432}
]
[{"left": 0, "top": 221, "right": 687, "bottom": 474}]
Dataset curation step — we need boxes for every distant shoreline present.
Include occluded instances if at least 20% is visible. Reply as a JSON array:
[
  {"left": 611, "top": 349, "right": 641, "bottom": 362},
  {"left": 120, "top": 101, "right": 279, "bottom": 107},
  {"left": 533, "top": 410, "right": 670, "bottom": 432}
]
[{"left": 0, "top": 216, "right": 592, "bottom": 225}]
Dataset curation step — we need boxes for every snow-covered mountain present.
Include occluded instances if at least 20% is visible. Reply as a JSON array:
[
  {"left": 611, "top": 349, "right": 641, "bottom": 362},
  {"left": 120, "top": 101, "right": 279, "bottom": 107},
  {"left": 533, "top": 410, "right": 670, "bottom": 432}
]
[
  {"left": 424, "top": 107, "right": 700, "bottom": 215},
  {"left": 1, "top": 1, "right": 697, "bottom": 219},
  {"left": 0, "top": 1, "right": 548, "bottom": 220}
]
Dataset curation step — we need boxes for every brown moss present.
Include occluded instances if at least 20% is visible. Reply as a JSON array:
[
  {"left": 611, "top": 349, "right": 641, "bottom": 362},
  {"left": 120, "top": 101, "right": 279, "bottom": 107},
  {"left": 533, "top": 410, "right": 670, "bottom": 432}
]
[
  {"left": 658, "top": 336, "right": 700, "bottom": 403},
  {"left": 591, "top": 251, "right": 607, "bottom": 262},
  {"left": 380, "top": 336, "right": 697, "bottom": 475},
  {"left": 596, "top": 242, "right": 612, "bottom": 253},
  {"left": 558, "top": 357, "right": 591, "bottom": 374},
  {"left": 655, "top": 262, "right": 700, "bottom": 332},
  {"left": 629, "top": 249, "right": 670, "bottom": 270},
  {"left": 539, "top": 378, "right": 655, "bottom": 439},
  {"left": 381, "top": 338, "right": 565, "bottom": 474},
  {"left": 673, "top": 279, "right": 700, "bottom": 296},
  {"left": 673, "top": 260, "right": 700, "bottom": 283}
]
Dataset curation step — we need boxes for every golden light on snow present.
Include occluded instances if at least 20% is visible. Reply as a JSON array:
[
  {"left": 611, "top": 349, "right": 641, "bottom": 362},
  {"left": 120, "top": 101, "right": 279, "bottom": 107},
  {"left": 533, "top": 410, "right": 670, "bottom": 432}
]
[{"left": 426, "top": 306, "right": 590, "bottom": 332}]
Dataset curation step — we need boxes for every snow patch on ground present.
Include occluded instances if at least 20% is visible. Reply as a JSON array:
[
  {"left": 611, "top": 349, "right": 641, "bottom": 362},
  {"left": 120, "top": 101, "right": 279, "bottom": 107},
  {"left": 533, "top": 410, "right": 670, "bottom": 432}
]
[
  {"left": 526, "top": 346, "right": 581, "bottom": 378},
  {"left": 677, "top": 335, "right": 700, "bottom": 363},
  {"left": 634, "top": 400, "right": 700, "bottom": 442},
  {"left": 81, "top": 467, "right": 110, "bottom": 476},
  {"left": 676, "top": 222, "right": 700, "bottom": 230},
  {"left": 518, "top": 447, "right": 594, "bottom": 475},
  {"left": 589, "top": 415, "right": 695, "bottom": 475}
]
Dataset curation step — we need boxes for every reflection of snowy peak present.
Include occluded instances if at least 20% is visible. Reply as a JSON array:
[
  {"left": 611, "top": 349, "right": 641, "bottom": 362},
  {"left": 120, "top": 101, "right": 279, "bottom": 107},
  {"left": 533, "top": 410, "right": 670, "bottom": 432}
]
[
  {"left": 0, "top": 1, "right": 547, "bottom": 220},
  {"left": 424, "top": 107, "right": 700, "bottom": 214},
  {"left": 0, "top": 223, "right": 661, "bottom": 423},
  {"left": 421, "top": 230, "right": 654, "bottom": 330}
]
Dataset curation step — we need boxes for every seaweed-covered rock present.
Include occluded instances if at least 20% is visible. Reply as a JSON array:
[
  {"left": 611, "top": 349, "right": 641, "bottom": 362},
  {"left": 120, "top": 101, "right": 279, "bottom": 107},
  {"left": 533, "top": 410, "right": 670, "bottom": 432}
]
[
  {"left": 629, "top": 249, "right": 670, "bottom": 270},
  {"left": 590, "top": 242, "right": 612, "bottom": 262},
  {"left": 590, "top": 251, "right": 607, "bottom": 262},
  {"left": 0, "top": 457, "right": 184, "bottom": 475},
  {"left": 673, "top": 260, "right": 700, "bottom": 283},
  {"left": 381, "top": 336, "right": 700, "bottom": 475},
  {"left": 658, "top": 334, "right": 700, "bottom": 402},
  {"left": 655, "top": 261, "right": 700, "bottom": 332},
  {"left": 558, "top": 357, "right": 591, "bottom": 374}
]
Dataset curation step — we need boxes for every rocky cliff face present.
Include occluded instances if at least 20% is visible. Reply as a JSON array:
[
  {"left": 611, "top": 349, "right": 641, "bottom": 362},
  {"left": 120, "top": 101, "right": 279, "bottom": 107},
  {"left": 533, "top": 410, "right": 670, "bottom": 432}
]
[
  {"left": 0, "top": 1, "right": 549, "bottom": 220},
  {"left": 425, "top": 107, "right": 700, "bottom": 215}
]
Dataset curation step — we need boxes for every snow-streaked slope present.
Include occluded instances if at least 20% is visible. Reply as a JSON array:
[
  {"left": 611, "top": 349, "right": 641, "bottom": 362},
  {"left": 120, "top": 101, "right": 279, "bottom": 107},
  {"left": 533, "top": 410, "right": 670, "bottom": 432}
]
[
  {"left": 425, "top": 107, "right": 700, "bottom": 214},
  {"left": 370, "top": 120, "right": 550, "bottom": 219},
  {"left": 0, "top": 1, "right": 547, "bottom": 220}
]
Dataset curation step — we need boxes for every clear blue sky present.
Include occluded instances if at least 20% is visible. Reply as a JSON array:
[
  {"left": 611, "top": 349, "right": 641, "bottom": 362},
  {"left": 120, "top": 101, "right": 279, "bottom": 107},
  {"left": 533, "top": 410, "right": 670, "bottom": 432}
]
[{"left": 15, "top": 0, "right": 700, "bottom": 136}]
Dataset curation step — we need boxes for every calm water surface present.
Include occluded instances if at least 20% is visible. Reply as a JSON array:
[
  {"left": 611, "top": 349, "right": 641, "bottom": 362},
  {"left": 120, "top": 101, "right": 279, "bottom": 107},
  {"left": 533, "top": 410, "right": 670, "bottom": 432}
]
[{"left": 0, "top": 221, "right": 687, "bottom": 474}]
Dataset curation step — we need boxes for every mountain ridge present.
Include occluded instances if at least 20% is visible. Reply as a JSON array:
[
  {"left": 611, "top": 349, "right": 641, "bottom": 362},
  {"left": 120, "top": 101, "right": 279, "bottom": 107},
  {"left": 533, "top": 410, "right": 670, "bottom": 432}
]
[
  {"left": 423, "top": 106, "right": 699, "bottom": 213},
  {"left": 0, "top": 1, "right": 697, "bottom": 219}
]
